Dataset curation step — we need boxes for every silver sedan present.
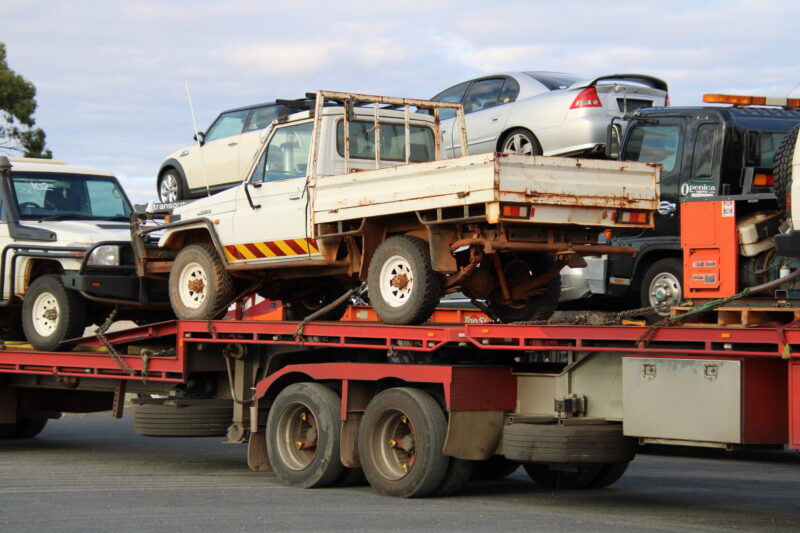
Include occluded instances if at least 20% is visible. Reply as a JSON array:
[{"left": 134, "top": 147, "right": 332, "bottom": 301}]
[{"left": 432, "top": 71, "right": 668, "bottom": 157}]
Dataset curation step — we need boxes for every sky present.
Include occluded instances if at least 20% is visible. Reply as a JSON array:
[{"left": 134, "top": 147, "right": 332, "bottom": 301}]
[{"left": 2, "top": 0, "right": 798, "bottom": 204}]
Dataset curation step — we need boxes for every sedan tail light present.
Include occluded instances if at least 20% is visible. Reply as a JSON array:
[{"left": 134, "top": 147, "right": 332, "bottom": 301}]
[{"left": 570, "top": 87, "right": 602, "bottom": 109}]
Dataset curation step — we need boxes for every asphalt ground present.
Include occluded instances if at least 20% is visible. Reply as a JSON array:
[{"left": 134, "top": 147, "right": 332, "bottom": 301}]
[{"left": 1, "top": 413, "right": 799, "bottom": 533}]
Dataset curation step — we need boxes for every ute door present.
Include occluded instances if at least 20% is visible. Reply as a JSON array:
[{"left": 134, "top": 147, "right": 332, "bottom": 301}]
[
  {"left": 431, "top": 81, "right": 471, "bottom": 158},
  {"left": 229, "top": 120, "right": 320, "bottom": 266},
  {"left": 185, "top": 109, "right": 249, "bottom": 189},
  {"left": 454, "top": 77, "right": 516, "bottom": 156}
]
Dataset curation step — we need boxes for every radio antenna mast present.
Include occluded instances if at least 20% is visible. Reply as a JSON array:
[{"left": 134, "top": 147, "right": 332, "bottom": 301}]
[{"left": 185, "top": 80, "right": 211, "bottom": 198}]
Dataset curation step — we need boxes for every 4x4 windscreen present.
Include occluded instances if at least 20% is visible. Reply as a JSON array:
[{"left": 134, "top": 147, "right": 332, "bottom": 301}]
[
  {"left": 12, "top": 172, "right": 133, "bottom": 220},
  {"left": 336, "top": 121, "right": 435, "bottom": 162}
]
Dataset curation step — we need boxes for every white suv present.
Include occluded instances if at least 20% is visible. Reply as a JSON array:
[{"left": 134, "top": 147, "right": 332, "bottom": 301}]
[{"left": 157, "top": 102, "right": 285, "bottom": 202}]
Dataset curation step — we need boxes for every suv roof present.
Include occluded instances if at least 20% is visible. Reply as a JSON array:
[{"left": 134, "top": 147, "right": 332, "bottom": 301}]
[{"left": 7, "top": 157, "right": 115, "bottom": 177}]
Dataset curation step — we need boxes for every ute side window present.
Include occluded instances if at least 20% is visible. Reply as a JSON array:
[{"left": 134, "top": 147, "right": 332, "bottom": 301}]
[
  {"left": 205, "top": 109, "right": 249, "bottom": 142},
  {"left": 251, "top": 121, "right": 314, "bottom": 183},
  {"left": 690, "top": 124, "right": 719, "bottom": 180},
  {"left": 623, "top": 125, "right": 681, "bottom": 174}
]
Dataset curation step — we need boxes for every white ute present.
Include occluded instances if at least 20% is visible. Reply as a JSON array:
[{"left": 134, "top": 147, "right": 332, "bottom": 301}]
[
  {"left": 133, "top": 91, "right": 661, "bottom": 325},
  {"left": 0, "top": 157, "right": 167, "bottom": 350}
]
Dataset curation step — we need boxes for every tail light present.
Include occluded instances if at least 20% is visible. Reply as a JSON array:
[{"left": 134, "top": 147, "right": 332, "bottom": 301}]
[
  {"left": 753, "top": 173, "right": 775, "bottom": 186},
  {"left": 501, "top": 203, "right": 533, "bottom": 218},
  {"left": 665, "top": 94, "right": 671, "bottom": 107},
  {"left": 570, "top": 87, "right": 602, "bottom": 109},
  {"left": 612, "top": 210, "right": 649, "bottom": 224}
]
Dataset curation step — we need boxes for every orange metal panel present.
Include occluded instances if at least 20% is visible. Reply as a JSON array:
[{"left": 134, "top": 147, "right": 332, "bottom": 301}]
[{"left": 681, "top": 200, "right": 738, "bottom": 298}]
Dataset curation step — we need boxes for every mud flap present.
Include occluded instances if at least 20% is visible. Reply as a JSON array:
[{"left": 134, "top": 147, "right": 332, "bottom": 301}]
[{"left": 443, "top": 410, "right": 504, "bottom": 461}]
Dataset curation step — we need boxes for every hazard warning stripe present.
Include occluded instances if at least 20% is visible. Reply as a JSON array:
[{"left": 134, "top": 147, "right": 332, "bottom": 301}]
[{"left": 223, "top": 238, "right": 319, "bottom": 262}]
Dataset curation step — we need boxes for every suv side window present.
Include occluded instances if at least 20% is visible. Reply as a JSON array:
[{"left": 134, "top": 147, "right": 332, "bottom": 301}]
[
  {"left": 463, "top": 78, "right": 506, "bottom": 114},
  {"left": 205, "top": 109, "right": 249, "bottom": 142},
  {"left": 432, "top": 81, "right": 470, "bottom": 121},
  {"left": 244, "top": 105, "right": 280, "bottom": 132},
  {"left": 251, "top": 121, "right": 314, "bottom": 183}
]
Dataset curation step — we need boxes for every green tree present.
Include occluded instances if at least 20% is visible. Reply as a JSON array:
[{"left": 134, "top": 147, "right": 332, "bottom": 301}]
[{"left": 0, "top": 42, "right": 52, "bottom": 158}]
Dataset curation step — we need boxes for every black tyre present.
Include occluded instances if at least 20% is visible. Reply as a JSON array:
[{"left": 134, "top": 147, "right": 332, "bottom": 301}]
[
  {"left": 266, "top": 383, "right": 344, "bottom": 489},
  {"left": 472, "top": 456, "right": 520, "bottom": 480},
  {"left": 502, "top": 423, "right": 635, "bottom": 464},
  {"left": 640, "top": 257, "right": 683, "bottom": 316},
  {"left": 588, "top": 461, "right": 630, "bottom": 488},
  {"left": 0, "top": 423, "right": 19, "bottom": 439},
  {"left": 14, "top": 418, "right": 48, "bottom": 438},
  {"left": 134, "top": 400, "right": 232, "bottom": 437},
  {"left": 22, "top": 274, "right": 88, "bottom": 351},
  {"left": 487, "top": 253, "right": 561, "bottom": 323},
  {"left": 169, "top": 243, "right": 234, "bottom": 320},
  {"left": 434, "top": 458, "right": 474, "bottom": 497},
  {"left": 500, "top": 128, "right": 543, "bottom": 156},
  {"left": 158, "top": 168, "right": 184, "bottom": 203},
  {"left": 359, "top": 387, "right": 449, "bottom": 498},
  {"left": 336, "top": 467, "right": 368, "bottom": 487},
  {"left": 775, "top": 125, "right": 798, "bottom": 209},
  {"left": 523, "top": 463, "right": 603, "bottom": 490},
  {"left": 367, "top": 236, "right": 442, "bottom": 325}
]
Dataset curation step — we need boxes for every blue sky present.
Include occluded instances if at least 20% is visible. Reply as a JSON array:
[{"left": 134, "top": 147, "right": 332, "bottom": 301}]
[{"left": 2, "top": 0, "right": 798, "bottom": 203}]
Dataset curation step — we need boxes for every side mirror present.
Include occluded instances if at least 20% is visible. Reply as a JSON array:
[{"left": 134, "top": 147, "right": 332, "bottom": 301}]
[
  {"left": 194, "top": 132, "right": 206, "bottom": 146},
  {"left": 605, "top": 123, "right": 622, "bottom": 159}
]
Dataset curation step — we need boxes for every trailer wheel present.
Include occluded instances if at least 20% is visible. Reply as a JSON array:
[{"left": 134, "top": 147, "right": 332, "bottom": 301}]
[
  {"left": 22, "top": 274, "right": 88, "bottom": 351},
  {"left": 134, "top": 400, "right": 232, "bottom": 437},
  {"left": 487, "top": 253, "right": 560, "bottom": 323},
  {"left": 367, "top": 236, "right": 442, "bottom": 325},
  {"left": 266, "top": 383, "right": 344, "bottom": 488},
  {"left": 359, "top": 387, "right": 448, "bottom": 498},
  {"left": 775, "top": 124, "right": 798, "bottom": 209},
  {"left": 523, "top": 463, "right": 602, "bottom": 490},
  {"left": 433, "top": 457, "right": 474, "bottom": 496},
  {"left": 502, "top": 422, "right": 635, "bottom": 464},
  {"left": 169, "top": 243, "right": 234, "bottom": 320},
  {"left": 588, "top": 461, "right": 630, "bottom": 488},
  {"left": 335, "top": 467, "right": 368, "bottom": 486},
  {"left": 15, "top": 418, "right": 48, "bottom": 438},
  {"left": 472, "top": 456, "right": 520, "bottom": 480},
  {"left": 640, "top": 258, "right": 683, "bottom": 316}
]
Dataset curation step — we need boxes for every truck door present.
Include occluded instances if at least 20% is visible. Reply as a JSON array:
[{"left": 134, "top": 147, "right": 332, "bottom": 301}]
[
  {"left": 683, "top": 121, "right": 722, "bottom": 199},
  {"left": 230, "top": 120, "right": 320, "bottom": 266}
]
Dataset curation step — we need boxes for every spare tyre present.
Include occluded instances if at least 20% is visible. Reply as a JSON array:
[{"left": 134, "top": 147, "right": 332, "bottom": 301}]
[{"left": 134, "top": 399, "right": 232, "bottom": 437}]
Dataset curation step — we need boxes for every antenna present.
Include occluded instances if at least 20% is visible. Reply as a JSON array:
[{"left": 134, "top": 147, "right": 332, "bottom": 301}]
[{"left": 185, "top": 80, "right": 212, "bottom": 198}]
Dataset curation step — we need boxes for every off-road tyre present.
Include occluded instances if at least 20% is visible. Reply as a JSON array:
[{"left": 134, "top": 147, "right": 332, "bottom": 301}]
[
  {"left": 158, "top": 168, "right": 184, "bottom": 203},
  {"left": 472, "top": 456, "right": 520, "bottom": 480},
  {"left": 367, "top": 235, "right": 441, "bottom": 325},
  {"left": 22, "top": 274, "right": 88, "bottom": 351},
  {"left": 775, "top": 124, "right": 798, "bottom": 209},
  {"left": 523, "top": 463, "right": 603, "bottom": 490},
  {"left": 640, "top": 257, "right": 683, "bottom": 317},
  {"left": 500, "top": 128, "right": 543, "bottom": 156},
  {"left": 266, "top": 383, "right": 344, "bottom": 488},
  {"left": 487, "top": 253, "right": 561, "bottom": 322},
  {"left": 134, "top": 400, "right": 232, "bottom": 437},
  {"left": 502, "top": 422, "right": 635, "bottom": 464},
  {"left": 169, "top": 243, "right": 234, "bottom": 320},
  {"left": 359, "top": 388, "right": 449, "bottom": 498}
]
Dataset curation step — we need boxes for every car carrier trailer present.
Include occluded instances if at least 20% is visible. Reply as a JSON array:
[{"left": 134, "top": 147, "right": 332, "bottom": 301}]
[{"left": 1, "top": 304, "right": 798, "bottom": 498}]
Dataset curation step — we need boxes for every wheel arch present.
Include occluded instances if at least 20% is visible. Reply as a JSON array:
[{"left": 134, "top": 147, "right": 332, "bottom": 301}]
[
  {"left": 158, "top": 159, "right": 189, "bottom": 193},
  {"left": 631, "top": 247, "right": 683, "bottom": 294},
  {"left": 22, "top": 259, "right": 64, "bottom": 294}
]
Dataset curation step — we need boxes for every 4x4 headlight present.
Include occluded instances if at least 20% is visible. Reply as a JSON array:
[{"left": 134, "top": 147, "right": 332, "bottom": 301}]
[{"left": 87, "top": 245, "right": 121, "bottom": 266}]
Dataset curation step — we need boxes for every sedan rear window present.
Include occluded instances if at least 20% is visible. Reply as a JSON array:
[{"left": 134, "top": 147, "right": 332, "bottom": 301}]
[{"left": 523, "top": 72, "right": 580, "bottom": 91}]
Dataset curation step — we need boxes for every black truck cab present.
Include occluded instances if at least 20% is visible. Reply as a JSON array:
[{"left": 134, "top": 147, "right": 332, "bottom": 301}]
[{"left": 605, "top": 105, "right": 800, "bottom": 311}]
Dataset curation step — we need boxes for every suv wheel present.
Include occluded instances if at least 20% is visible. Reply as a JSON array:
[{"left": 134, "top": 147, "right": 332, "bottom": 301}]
[{"left": 22, "top": 274, "right": 88, "bottom": 351}]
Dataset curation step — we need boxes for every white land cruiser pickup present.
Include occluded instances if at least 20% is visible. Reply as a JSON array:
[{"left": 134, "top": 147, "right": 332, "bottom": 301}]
[
  {"left": 0, "top": 157, "right": 168, "bottom": 350},
  {"left": 133, "top": 91, "right": 660, "bottom": 325}
]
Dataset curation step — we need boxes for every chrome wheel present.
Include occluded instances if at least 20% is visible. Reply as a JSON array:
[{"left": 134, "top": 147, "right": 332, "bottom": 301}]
[
  {"left": 274, "top": 402, "right": 318, "bottom": 471},
  {"left": 378, "top": 254, "right": 415, "bottom": 308},
  {"left": 159, "top": 172, "right": 179, "bottom": 202},
  {"left": 503, "top": 133, "right": 535, "bottom": 155},
  {"left": 648, "top": 271, "right": 682, "bottom": 308},
  {"left": 178, "top": 261, "right": 208, "bottom": 309},
  {"left": 31, "top": 290, "right": 60, "bottom": 338}
]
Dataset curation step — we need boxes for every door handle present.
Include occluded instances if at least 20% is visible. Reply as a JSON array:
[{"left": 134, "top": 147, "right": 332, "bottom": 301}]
[
  {"left": 228, "top": 141, "right": 238, "bottom": 147},
  {"left": 288, "top": 193, "right": 302, "bottom": 200},
  {"left": 490, "top": 116, "right": 499, "bottom": 122}
]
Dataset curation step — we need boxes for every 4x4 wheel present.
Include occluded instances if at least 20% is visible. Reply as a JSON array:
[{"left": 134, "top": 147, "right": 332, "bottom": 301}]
[
  {"left": 22, "top": 274, "right": 87, "bottom": 351},
  {"left": 169, "top": 243, "right": 234, "bottom": 320}
]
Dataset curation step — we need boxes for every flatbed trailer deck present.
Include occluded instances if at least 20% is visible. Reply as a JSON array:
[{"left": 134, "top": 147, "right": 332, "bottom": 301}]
[{"left": 2, "top": 313, "right": 799, "bottom": 496}]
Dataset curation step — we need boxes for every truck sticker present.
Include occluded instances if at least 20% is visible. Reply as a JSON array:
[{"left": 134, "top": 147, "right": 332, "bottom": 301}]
[
  {"left": 721, "top": 200, "right": 734, "bottom": 217},
  {"left": 692, "top": 274, "right": 718, "bottom": 284},
  {"left": 692, "top": 261, "right": 717, "bottom": 268},
  {"left": 224, "top": 238, "right": 320, "bottom": 261},
  {"left": 681, "top": 183, "right": 717, "bottom": 197}
]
